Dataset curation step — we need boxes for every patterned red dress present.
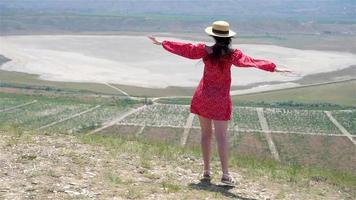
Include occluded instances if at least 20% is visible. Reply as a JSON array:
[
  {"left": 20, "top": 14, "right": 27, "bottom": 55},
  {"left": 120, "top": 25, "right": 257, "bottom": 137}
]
[{"left": 162, "top": 40, "right": 276, "bottom": 121}]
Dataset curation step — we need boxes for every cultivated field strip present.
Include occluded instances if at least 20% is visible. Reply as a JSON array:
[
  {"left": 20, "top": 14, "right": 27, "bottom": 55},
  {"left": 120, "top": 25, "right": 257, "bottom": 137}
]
[
  {"left": 0, "top": 101, "right": 89, "bottom": 130},
  {"left": 0, "top": 100, "right": 37, "bottom": 113},
  {"left": 264, "top": 108, "right": 342, "bottom": 134},
  {"left": 117, "top": 104, "right": 355, "bottom": 136},
  {"left": 0, "top": 97, "right": 33, "bottom": 109},
  {"left": 46, "top": 105, "right": 128, "bottom": 134},
  {"left": 37, "top": 105, "right": 101, "bottom": 130},
  {"left": 89, "top": 105, "right": 147, "bottom": 134},
  {"left": 25, "top": 103, "right": 92, "bottom": 130},
  {"left": 325, "top": 111, "right": 356, "bottom": 146},
  {"left": 0, "top": 101, "right": 85, "bottom": 129},
  {"left": 191, "top": 107, "right": 262, "bottom": 130},
  {"left": 232, "top": 107, "right": 262, "bottom": 130},
  {"left": 0, "top": 95, "right": 133, "bottom": 134},
  {"left": 120, "top": 104, "right": 190, "bottom": 127},
  {"left": 330, "top": 110, "right": 356, "bottom": 135}
]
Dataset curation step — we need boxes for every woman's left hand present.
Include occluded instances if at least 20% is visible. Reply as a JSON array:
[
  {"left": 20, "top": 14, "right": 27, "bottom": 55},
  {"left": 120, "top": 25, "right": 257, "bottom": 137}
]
[{"left": 147, "top": 35, "right": 162, "bottom": 45}]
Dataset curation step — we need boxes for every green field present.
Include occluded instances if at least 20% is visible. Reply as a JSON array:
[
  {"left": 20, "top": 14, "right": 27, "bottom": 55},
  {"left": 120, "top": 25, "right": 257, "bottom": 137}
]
[
  {"left": 121, "top": 104, "right": 190, "bottom": 127},
  {"left": 331, "top": 110, "right": 356, "bottom": 135},
  {"left": 234, "top": 80, "right": 356, "bottom": 106},
  {"left": 1, "top": 90, "right": 355, "bottom": 174},
  {"left": 0, "top": 92, "right": 136, "bottom": 134},
  {"left": 264, "top": 108, "right": 341, "bottom": 134}
]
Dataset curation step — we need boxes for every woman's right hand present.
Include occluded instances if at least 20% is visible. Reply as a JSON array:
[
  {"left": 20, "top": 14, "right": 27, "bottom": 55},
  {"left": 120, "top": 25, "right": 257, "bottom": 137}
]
[
  {"left": 147, "top": 35, "right": 162, "bottom": 45},
  {"left": 275, "top": 67, "right": 293, "bottom": 73},
  {"left": 275, "top": 66, "right": 302, "bottom": 77}
]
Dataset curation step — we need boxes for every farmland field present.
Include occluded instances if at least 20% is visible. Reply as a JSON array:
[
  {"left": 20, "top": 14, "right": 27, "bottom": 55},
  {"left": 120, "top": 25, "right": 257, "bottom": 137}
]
[
  {"left": 230, "top": 132, "right": 274, "bottom": 161},
  {"left": 98, "top": 124, "right": 143, "bottom": 138},
  {"left": 44, "top": 105, "right": 128, "bottom": 134},
  {"left": 120, "top": 104, "right": 190, "bottom": 127},
  {"left": 271, "top": 133, "right": 356, "bottom": 173},
  {"left": 0, "top": 93, "right": 133, "bottom": 134},
  {"left": 98, "top": 124, "right": 184, "bottom": 146},
  {"left": 0, "top": 96, "right": 32, "bottom": 110},
  {"left": 264, "top": 108, "right": 341, "bottom": 134},
  {"left": 191, "top": 107, "right": 261, "bottom": 131},
  {"left": 0, "top": 100, "right": 91, "bottom": 131},
  {"left": 0, "top": 91, "right": 355, "bottom": 174},
  {"left": 141, "top": 126, "right": 184, "bottom": 146},
  {"left": 331, "top": 110, "right": 356, "bottom": 135},
  {"left": 231, "top": 107, "right": 261, "bottom": 131},
  {"left": 185, "top": 128, "right": 220, "bottom": 148}
]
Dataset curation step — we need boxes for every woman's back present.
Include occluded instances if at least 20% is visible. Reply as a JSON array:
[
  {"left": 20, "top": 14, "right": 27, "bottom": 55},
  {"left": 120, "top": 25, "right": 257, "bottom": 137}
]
[{"left": 161, "top": 40, "right": 276, "bottom": 90}]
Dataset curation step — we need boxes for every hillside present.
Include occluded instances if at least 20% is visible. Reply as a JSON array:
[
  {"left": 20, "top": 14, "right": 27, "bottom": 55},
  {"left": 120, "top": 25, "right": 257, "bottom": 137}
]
[{"left": 1, "top": 130, "right": 354, "bottom": 200}]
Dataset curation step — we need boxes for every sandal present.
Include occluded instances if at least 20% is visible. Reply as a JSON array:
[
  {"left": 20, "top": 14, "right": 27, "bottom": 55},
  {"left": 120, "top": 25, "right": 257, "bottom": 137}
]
[
  {"left": 200, "top": 170, "right": 212, "bottom": 182},
  {"left": 221, "top": 173, "right": 236, "bottom": 186}
]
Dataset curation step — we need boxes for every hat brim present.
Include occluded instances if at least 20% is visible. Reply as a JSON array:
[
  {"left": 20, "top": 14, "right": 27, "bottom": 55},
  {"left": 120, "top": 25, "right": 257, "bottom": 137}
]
[{"left": 205, "top": 26, "right": 236, "bottom": 38}]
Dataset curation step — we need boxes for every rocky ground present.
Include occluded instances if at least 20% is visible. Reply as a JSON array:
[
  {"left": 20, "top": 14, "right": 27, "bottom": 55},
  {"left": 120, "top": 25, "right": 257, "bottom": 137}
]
[{"left": 0, "top": 131, "right": 353, "bottom": 200}]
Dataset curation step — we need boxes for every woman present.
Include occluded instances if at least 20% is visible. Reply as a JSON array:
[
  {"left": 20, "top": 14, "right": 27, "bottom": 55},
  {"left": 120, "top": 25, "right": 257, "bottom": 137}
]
[{"left": 148, "top": 21, "right": 292, "bottom": 185}]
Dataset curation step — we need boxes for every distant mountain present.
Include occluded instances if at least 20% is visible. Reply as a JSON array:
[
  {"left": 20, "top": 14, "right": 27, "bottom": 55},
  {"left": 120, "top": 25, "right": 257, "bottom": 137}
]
[{"left": 1, "top": 0, "right": 355, "bottom": 35}]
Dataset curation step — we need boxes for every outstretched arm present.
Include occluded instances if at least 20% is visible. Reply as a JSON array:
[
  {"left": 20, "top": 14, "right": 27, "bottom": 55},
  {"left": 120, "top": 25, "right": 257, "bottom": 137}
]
[
  {"left": 148, "top": 35, "right": 207, "bottom": 59},
  {"left": 231, "top": 49, "right": 293, "bottom": 73},
  {"left": 231, "top": 49, "right": 276, "bottom": 72}
]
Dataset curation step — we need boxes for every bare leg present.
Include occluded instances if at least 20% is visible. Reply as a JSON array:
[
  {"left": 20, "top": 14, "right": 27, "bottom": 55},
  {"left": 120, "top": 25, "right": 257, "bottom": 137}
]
[
  {"left": 198, "top": 115, "right": 213, "bottom": 172},
  {"left": 213, "top": 119, "right": 229, "bottom": 174}
]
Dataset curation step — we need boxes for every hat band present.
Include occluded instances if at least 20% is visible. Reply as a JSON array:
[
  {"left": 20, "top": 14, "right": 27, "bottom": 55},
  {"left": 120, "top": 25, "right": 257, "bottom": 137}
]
[{"left": 212, "top": 28, "right": 229, "bottom": 35}]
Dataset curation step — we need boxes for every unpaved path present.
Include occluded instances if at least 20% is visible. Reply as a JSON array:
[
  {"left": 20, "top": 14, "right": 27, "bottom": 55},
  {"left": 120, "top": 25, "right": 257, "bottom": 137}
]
[
  {"left": 256, "top": 108, "right": 280, "bottom": 162},
  {"left": 180, "top": 113, "right": 195, "bottom": 147},
  {"left": 325, "top": 111, "right": 356, "bottom": 146}
]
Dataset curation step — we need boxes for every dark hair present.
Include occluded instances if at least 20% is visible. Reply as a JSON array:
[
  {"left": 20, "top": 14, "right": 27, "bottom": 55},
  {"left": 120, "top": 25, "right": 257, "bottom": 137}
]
[{"left": 208, "top": 36, "right": 234, "bottom": 72}]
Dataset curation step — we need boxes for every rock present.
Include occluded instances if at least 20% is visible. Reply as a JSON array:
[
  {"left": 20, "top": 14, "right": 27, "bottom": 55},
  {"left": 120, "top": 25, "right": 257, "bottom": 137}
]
[
  {"left": 25, "top": 187, "right": 36, "bottom": 192},
  {"left": 64, "top": 190, "right": 81, "bottom": 196},
  {"left": 69, "top": 181, "right": 78, "bottom": 185},
  {"left": 84, "top": 171, "right": 96, "bottom": 177},
  {"left": 63, "top": 185, "right": 71, "bottom": 189}
]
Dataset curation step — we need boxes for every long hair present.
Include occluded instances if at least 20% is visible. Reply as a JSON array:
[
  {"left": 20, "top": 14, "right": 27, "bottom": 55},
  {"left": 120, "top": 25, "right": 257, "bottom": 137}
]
[{"left": 208, "top": 36, "right": 233, "bottom": 72}]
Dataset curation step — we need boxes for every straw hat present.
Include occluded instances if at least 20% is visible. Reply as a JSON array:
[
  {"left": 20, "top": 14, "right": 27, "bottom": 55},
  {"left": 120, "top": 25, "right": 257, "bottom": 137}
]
[{"left": 205, "top": 21, "right": 236, "bottom": 38}]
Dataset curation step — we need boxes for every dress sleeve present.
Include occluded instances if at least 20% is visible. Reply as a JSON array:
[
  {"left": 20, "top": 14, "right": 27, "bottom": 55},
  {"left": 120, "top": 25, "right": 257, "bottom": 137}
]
[
  {"left": 231, "top": 49, "right": 276, "bottom": 72},
  {"left": 161, "top": 40, "right": 207, "bottom": 59}
]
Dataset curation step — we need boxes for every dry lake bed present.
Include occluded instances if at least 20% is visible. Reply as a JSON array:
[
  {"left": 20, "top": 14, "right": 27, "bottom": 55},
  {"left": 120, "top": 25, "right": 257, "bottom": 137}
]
[{"left": 1, "top": 35, "right": 355, "bottom": 94}]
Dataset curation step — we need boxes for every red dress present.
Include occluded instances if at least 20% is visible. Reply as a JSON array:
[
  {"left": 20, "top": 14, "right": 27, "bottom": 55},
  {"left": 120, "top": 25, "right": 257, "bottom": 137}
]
[{"left": 162, "top": 40, "right": 276, "bottom": 121}]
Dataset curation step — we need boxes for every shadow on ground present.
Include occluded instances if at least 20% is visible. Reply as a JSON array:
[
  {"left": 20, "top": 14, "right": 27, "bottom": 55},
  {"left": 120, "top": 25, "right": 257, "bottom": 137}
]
[{"left": 188, "top": 180, "right": 257, "bottom": 200}]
